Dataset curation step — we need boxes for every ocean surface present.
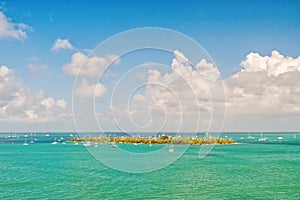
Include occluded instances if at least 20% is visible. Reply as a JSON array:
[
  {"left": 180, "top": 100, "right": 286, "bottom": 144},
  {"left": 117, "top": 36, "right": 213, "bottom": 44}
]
[{"left": 0, "top": 132, "right": 300, "bottom": 199}]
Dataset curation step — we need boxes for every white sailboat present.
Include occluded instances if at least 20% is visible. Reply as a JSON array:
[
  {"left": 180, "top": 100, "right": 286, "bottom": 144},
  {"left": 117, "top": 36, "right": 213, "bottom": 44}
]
[
  {"left": 168, "top": 145, "right": 174, "bottom": 152},
  {"left": 258, "top": 131, "right": 268, "bottom": 142},
  {"left": 23, "top": 138, "right": 29, "bottom": 146},
  {"left": 51, "top": 138, "right": 58, "bottom": 145},
  {"left": 83, "top": 142, "right": 91, "bottom": 147},
  {"left": 247, "top": 132, "right": 255, "bottom": 139}
]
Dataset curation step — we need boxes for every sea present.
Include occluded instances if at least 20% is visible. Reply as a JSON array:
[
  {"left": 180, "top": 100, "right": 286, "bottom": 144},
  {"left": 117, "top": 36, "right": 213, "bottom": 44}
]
[{"left": 0, "top": 132, "right": 299, "bottom": 199}]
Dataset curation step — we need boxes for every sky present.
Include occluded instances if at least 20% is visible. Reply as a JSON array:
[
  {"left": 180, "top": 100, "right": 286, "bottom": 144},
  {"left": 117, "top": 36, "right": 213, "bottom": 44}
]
[{"left": 1, "top": 0, "right": 300, "bottom": 132}]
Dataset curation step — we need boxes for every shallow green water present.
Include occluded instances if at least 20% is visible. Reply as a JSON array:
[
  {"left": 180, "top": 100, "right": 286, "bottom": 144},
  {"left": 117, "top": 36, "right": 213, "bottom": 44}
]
[{"left": 0, "top": 133, "right": 300, "bottom": 199}]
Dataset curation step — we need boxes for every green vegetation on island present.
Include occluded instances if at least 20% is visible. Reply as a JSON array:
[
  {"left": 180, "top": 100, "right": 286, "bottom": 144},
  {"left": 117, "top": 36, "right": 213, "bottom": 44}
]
[{"left": 68, "top": 135, "right": 235, "bottom": 145}]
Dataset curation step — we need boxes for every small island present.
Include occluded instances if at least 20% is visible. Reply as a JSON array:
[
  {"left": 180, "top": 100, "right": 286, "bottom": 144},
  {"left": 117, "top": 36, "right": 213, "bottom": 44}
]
[{"left": 68, "top": 135, "right": 235, "bottom": 145}]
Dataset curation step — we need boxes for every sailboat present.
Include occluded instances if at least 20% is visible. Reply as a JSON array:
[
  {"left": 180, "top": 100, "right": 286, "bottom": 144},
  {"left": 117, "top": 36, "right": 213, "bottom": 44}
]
[
  {"left": 168, "top": 145, "right": 174, "bottom": 152},
  {"left": 51, "top": 138, "right": 58, "bottom": 145},
  {"left": 258, "top": 131, "right": 268, "bottom": 142},
  {"left": 23, "top": 138, "right": 29, "bottom": 146},
  {"left": 247, "top": 132, "right": 255, "bottom": 139},
  {"left": 83, "top": 141, "right": 91, "bottom": 147},
  {"left": 293, "top": 134, "right": 297, "bottom": 139}
]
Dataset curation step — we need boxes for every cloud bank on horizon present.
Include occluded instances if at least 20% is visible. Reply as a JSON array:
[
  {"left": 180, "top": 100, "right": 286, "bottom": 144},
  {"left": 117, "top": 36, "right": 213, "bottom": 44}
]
[{"left": 91, "top": 50, "right": 300, "bottom": 132}]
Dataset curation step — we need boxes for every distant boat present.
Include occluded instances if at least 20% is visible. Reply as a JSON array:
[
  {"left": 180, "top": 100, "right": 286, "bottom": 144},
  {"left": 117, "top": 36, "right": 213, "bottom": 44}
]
[
  {"left": 277, "top": 136, "right": 283, "bottom": 140},
  {"left": 293, "top": 134, "right": 297, "bottom": 139},
  {"left": 258, "top": 132, "right": 268, "bottom": 142},
  {"left": 133, "top": 143, "right": 138, "bottom": 146},
  {"left": 247, "top": 132, "right": 255, "bottom": 139},
  {"left": 168, "top": 145, "right": 174, "bottom": 152},
  {"left": 112, "top": 144, "right": 118, "bottom": 148},
  {"left": 45, "top": 134, "right": 50, "bottom": 137},
  {"left": 23, "top": 138, "right": 29, "bottom": 146},
  {"left": 83, "top": 142, "right": 91, "bottom": 147},
  {"left": 51, "top": 138, "right": 58, "bottom": 145}
]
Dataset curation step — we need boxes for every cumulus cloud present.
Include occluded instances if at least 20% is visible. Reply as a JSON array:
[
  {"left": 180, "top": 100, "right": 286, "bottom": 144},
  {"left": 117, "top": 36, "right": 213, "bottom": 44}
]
[
  {"left": 0, "top": 12, "right": 31, "bottom": 40},
  {"left": 51, "top": 38, "right": 74, "bottom": 51},
  {"left": 101, "top": 50, "right": 300, "bottom": 131},
  {"left": 74, "top": 79, "right": 107, "bottom": 98},
  {"left": 141, "top": 50, "right": 300, "bottom": 120},
  {"left": 0, "top": 65, "right": 67, "bottom": 122},
  {"left": 104, "top": 50, "right": 224, "bottom": 132},
  {"left": 226, "top": 51, "right": 300, "bottom": 116},
  {"left": 62, "top": 52, "right": 120, "bottom": 77},
  {"left": 240, "top": 50, "right": 300, "bottom": 77}
]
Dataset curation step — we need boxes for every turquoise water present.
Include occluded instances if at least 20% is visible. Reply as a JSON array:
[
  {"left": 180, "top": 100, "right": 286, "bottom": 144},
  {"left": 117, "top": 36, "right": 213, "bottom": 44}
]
[{"left": 1, "top": 133, "right": 300, "bottom": 199}]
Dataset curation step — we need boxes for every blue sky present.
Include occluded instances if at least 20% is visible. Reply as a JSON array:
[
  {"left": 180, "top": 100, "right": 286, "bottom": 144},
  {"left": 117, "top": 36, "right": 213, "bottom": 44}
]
[{"left": 1, "top": 0, "right": 300, "bottom": 132}]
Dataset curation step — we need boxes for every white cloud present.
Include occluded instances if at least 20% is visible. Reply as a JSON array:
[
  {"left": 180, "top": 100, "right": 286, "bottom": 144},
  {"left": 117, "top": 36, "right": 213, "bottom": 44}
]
[
  {"left": 98, "top": 50, "right": 300, "bottom": 131},
  {"left": 27, "top": 63, "right": 48, "bottom": 72},
  {"left": 0, "top": 65, "right": 67, "bottom": 122},
  {"left": 102, "top": 50, "right": 223, "bottom": 132},
  {"left": 74, "top": 79, "right": 107, "bottom": 98},
  {"left": 62, "top": 52, "right": 120, "bottom": 77},
  {"left": 144, "top": 50, "right": 300, "bottom": 120},
  {"left": 0, "top": 12, "right": 31, "bottom": 40},
  {"left": 26, "top": 57, "right": 48, "bottom": 72},
  {"left": 51, "top": 38, "right": 74, "bottom": 51},
  {"left": 27, "top": 56, "right": 40, "bottom": 62},
  {"left": 196, "top": 59, "right": 221, "bottom": 81},
  {"left": 226, "top": 51, "right": 300, "bottom": 116},
  {"left": 240, "top": 50, "right": 300, "bottom": 77}
]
